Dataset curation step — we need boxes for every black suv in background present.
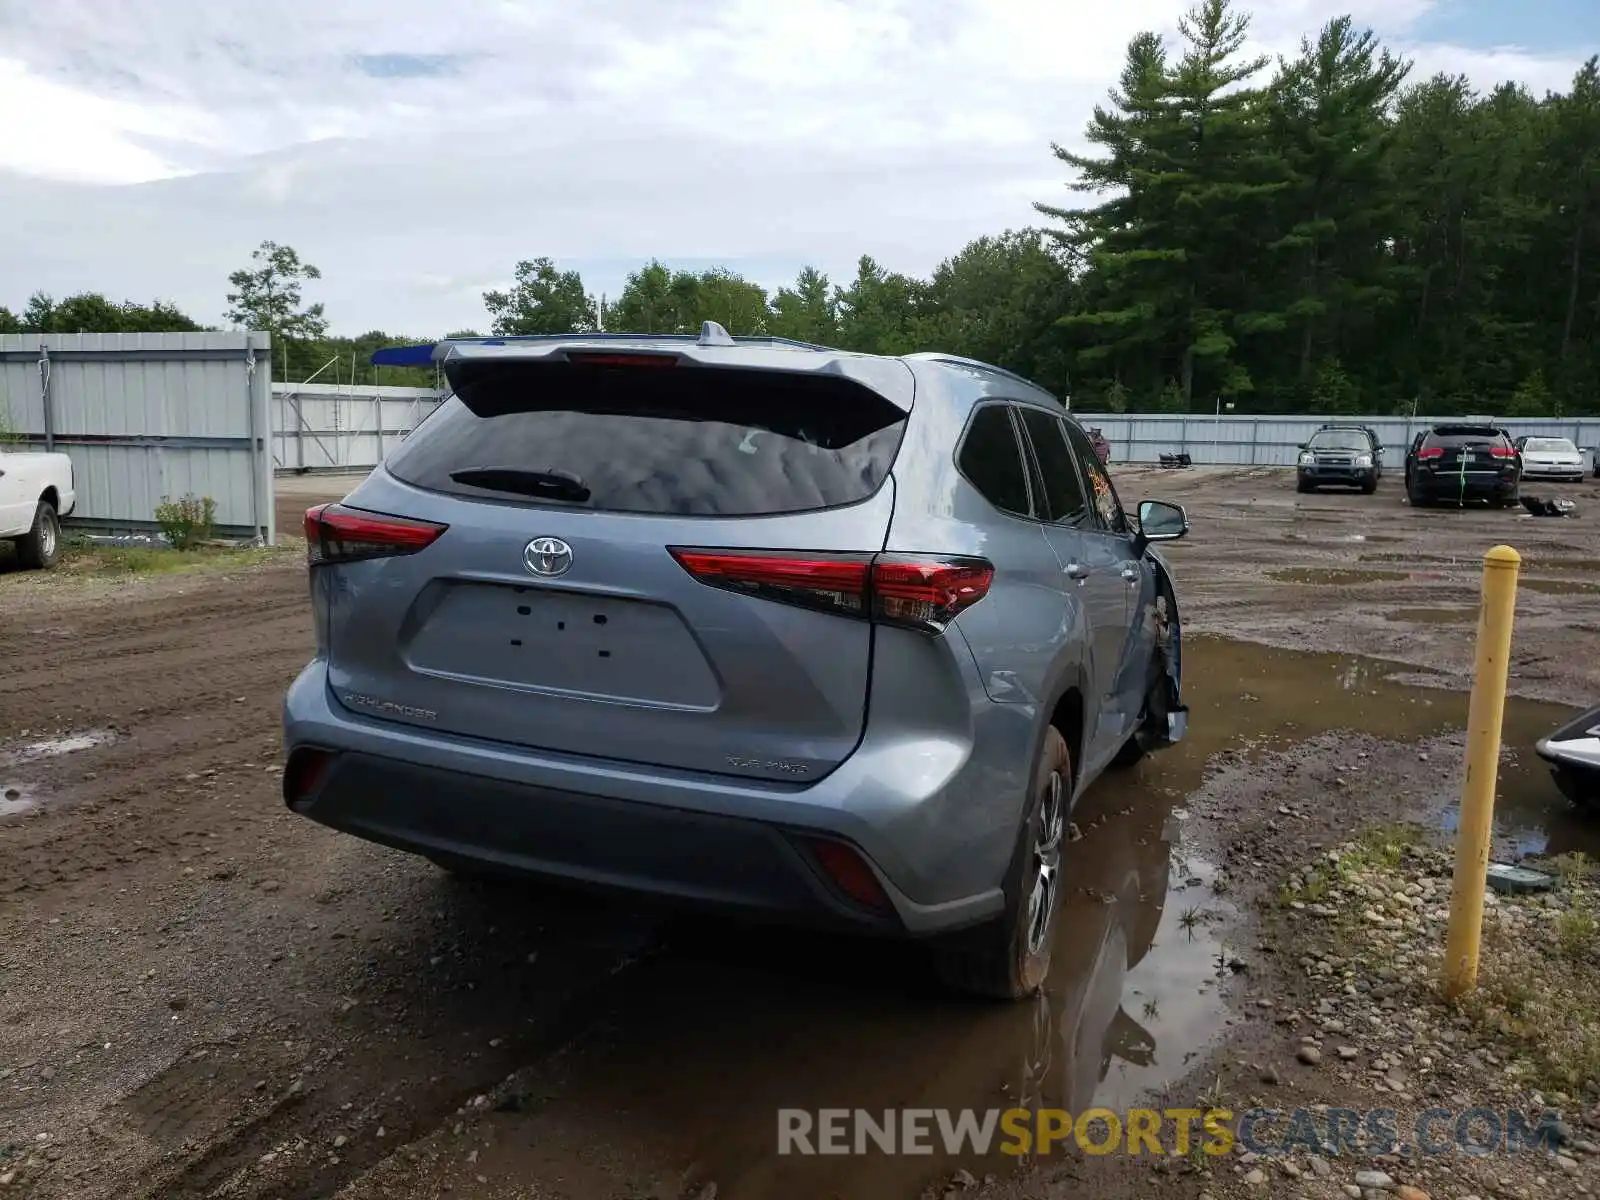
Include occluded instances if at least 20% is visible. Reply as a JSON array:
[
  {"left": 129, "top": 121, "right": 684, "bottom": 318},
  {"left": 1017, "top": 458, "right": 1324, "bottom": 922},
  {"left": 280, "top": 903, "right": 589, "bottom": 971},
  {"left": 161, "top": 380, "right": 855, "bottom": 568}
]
[
  {"left": 1296, "top": 424, "right": 1384, "bottom": 493},
  {"left": 1405, "top": 422, "right": 1522, "bottom": 508}
]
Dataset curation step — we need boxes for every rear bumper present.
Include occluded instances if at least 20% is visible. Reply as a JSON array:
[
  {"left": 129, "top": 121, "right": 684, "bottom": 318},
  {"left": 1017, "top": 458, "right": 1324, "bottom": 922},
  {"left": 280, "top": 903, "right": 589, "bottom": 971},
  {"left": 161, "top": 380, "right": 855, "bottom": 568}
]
[
  {"left": 1410, "top": 472, "right": 1518, "bottom": 498},
  {"left": 291, "top": 748, "right": 915, "bottom": 932},
  {"left": 281, "top": 660, "right": 1007, "bottom": 937}
]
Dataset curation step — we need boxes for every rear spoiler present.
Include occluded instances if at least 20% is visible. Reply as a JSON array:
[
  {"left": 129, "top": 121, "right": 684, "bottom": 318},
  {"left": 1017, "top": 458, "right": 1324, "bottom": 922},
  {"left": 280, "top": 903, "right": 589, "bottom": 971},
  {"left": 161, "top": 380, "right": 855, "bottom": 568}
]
[
  {"left": 369, "top": 323, "right": 834, "bottom": 368},
  {"left": 371, "top": 325, "right": 918, "bottom": 413}
]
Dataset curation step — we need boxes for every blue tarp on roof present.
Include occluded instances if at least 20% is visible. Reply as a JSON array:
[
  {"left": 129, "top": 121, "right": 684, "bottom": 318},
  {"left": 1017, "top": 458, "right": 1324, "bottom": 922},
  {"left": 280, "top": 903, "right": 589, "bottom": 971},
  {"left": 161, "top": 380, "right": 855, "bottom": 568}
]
[{"left": 370, "top": 343, "right": 439, "bottom": 367}]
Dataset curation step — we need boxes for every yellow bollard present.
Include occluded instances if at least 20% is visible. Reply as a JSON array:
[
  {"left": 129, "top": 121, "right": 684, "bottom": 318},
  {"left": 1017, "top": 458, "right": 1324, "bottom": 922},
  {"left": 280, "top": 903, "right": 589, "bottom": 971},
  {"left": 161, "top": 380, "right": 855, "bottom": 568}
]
[{"left": 1442, "top": 544, "right": 1521, "bottom": 1000}]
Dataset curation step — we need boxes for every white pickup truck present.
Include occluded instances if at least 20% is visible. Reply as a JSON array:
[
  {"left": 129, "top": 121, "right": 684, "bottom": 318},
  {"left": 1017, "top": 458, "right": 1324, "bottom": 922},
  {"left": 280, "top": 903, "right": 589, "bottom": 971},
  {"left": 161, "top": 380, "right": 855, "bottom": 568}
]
[{"left": 0, "top": 449, "right": 76, "bottom": 570}]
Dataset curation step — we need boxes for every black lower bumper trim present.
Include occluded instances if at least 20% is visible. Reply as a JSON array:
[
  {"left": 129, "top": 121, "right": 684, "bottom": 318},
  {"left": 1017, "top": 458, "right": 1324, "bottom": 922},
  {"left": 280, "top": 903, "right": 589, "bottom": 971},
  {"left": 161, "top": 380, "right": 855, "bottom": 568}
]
[{"left": 292, "top": 752, "right": 906, "bottom": 933}]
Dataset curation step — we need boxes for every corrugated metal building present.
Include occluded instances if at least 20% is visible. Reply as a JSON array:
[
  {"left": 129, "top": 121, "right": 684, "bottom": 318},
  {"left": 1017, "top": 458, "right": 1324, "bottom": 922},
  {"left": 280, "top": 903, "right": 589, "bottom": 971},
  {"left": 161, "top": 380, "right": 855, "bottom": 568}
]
[{"left": 0, "top": 332, "right": 275, "bottom": 542}]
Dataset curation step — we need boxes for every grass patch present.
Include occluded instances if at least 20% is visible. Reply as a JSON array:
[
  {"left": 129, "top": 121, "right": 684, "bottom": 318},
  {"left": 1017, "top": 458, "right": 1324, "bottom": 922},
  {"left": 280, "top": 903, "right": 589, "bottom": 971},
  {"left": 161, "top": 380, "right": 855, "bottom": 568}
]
[
  {"left": 1454, "top": 870, "right": 1600, "bottom": 1094},
  {"left": 1338, "top": 822, "right": 1427, "bottom": 874},
  {"left": 56, "top": 542, "right": 288, "bottom": 578},
  {"left": 1278, "top": 823, "right": 1428, "bottom": 909},
  {"left": 1283, "top": 828, "right": 1600, "bottom": 1102}
]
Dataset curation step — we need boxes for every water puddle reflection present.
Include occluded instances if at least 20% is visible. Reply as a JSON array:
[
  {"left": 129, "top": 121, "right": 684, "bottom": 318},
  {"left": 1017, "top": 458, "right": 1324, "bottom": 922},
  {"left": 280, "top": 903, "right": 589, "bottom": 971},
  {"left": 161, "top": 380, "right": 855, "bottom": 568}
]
[
  {"left": 0, "top": 783, "right": 37, "bottom": 818},
  {"left": 458, "top": 637, "right": 1589, "bottom": 1198}
]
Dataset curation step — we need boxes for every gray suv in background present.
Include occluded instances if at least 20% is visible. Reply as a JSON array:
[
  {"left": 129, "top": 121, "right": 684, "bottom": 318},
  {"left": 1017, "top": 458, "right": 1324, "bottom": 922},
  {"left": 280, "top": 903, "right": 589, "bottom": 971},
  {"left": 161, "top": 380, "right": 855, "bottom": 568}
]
[
  {"left": 1296, "top": 424, "right": 1384, "bottom": 493},
  {"left": 282, "top": 326, "right": 1190, "bottom": 999}
]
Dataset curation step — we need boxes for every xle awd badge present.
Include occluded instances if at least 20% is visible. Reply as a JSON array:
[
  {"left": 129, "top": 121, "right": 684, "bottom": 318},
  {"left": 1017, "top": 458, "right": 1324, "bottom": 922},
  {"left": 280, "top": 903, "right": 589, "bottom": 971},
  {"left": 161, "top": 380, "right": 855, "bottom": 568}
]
[{"left": 524, "top": 537, "right": 573, "bottom": 577}]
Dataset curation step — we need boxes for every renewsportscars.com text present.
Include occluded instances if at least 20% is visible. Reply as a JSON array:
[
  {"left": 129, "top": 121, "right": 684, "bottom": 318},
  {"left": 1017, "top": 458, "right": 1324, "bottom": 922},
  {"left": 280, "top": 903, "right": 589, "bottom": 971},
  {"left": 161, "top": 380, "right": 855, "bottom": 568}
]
[{"left": 777, "top": 1106, "right": 1569, "bottom": 1158}]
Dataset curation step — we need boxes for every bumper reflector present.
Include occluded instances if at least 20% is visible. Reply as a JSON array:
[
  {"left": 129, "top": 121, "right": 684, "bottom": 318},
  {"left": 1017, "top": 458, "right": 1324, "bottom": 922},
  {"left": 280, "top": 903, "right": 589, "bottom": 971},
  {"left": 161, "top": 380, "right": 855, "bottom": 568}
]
[
  {"left": 804, "top": 837, "right": 892, "bottom": 912},
  {"left": 283, "top": 747, "right": 337, "bottom": 806}
]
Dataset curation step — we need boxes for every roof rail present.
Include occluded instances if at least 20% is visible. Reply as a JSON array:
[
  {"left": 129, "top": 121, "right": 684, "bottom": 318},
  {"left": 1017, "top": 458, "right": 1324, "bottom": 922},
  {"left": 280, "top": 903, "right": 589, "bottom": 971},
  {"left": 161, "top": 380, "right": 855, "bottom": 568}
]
[{"left": 904, "top": 352, "right": 1054, "bottom": 397}]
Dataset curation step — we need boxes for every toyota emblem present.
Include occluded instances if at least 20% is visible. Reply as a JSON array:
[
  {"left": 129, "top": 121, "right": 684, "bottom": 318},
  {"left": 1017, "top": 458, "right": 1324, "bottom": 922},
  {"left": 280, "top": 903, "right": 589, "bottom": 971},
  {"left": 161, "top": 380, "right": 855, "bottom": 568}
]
[{"left": 523, "top": 537, "right": 573, "bottom": 577}]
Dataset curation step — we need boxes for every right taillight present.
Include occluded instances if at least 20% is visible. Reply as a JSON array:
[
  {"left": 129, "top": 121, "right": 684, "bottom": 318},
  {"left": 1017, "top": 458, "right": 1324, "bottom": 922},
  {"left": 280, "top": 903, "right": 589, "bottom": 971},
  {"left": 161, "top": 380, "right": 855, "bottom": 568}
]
[
  {"left": 304, "top": 503, "right": 447, "bottom": 567},
  {"left": 667, "top": 548, "right": 992, "bottom": 634},
  {"left": 871, "top": 556, "right": 994, "bottom": 630}
]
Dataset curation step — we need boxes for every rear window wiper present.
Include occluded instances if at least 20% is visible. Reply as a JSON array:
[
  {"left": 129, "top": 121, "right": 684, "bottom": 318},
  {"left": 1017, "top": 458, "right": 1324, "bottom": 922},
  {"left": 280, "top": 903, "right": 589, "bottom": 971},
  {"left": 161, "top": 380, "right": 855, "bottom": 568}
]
[{"left": 447, "top": 467, "right": 592, "bottom": 503}]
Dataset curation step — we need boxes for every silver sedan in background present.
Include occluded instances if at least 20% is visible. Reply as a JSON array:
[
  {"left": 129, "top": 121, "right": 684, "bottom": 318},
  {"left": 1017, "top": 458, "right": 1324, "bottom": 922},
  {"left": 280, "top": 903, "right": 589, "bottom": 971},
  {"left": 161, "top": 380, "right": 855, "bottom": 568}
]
[{"left": 1515, "top": 436, "right": 1589, "bottom": 482}]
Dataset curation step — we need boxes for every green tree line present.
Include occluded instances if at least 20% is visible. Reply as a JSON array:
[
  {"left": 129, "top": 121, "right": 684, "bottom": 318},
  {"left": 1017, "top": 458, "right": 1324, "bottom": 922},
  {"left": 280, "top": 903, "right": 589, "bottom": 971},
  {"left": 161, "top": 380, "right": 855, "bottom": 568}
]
[{"left": 5, "top": 0, "right": 1596, "bottom": 416}]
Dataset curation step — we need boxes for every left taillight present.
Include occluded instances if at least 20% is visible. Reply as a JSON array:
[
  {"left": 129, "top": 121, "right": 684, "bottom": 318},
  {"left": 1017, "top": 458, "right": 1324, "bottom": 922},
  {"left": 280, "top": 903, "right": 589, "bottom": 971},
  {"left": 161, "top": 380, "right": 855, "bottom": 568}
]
[
  {"left": 667, "top": 548, "right": 992, "bottom": 634},
  {"left": 303, "top": 503, "right": 447, "bottom": 567},
  {"left": 283, "top": 747, "right": 336, "bottom": 806}
]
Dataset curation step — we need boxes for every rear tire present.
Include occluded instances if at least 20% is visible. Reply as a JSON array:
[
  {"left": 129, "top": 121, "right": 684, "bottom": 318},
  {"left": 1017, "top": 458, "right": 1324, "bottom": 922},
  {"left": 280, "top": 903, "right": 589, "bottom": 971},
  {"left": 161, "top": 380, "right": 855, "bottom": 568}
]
[
  {"left": 15, "top": 501, "right": 60, "bottom": 570},
  {"left": 935, "top": 727, "right": 1071, "bottom": 1000},
  {"left": 1407, "top": 481, "right": 1430, "bottom": 509}
]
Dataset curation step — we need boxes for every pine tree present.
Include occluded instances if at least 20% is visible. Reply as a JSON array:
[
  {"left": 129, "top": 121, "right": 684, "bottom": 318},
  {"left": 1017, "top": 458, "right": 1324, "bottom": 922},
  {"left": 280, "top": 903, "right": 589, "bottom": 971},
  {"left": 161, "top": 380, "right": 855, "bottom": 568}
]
[{"left": 1254, "top": 18, "right": 1409, "bottom": 403}]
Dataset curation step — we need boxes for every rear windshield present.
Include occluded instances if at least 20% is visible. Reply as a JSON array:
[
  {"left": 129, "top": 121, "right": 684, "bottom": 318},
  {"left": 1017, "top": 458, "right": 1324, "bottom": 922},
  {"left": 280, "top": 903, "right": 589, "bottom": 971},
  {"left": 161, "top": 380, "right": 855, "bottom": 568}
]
[
  {"left": 385, "top": 362, "right": 908, "bottom": 517},
  {"left": 1308, "top": 430, "right": 1370, "bottom": 451},
  {"left": 1524, "top": 438, "right": 1576, "bottom": 452},
  {"left": 1425, "top": 426, "right": 1509, "bottom": 447}
]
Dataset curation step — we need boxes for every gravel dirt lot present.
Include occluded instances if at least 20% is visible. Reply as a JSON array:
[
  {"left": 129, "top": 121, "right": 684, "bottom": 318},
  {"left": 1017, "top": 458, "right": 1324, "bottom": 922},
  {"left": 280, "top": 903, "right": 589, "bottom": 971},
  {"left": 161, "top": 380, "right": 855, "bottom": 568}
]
[{"left": 2, "top": 466, "right": 1597, "bottom": 1200}]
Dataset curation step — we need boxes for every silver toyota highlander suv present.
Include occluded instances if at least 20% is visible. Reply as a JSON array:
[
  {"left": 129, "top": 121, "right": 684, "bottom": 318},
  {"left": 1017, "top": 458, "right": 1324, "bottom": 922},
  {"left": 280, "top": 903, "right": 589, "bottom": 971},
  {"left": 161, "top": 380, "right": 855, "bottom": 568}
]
[{"left": 282, "top": 324, "right": 1190, "bottom": 999}]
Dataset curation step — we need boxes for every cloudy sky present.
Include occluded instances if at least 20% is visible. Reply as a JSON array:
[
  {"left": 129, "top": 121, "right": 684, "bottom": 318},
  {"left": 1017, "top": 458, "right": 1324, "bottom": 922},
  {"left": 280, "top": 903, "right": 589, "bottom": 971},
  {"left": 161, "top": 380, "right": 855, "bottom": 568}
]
[{"left": 1, "top": 0, "right": 1594, "bottom": 339}]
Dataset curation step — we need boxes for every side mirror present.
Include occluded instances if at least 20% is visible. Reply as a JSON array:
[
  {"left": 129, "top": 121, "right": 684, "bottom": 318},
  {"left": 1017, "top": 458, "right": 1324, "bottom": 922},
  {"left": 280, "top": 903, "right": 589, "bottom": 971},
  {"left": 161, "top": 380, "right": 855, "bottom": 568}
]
[{"left": 1135, "top": 500, "right": 1188, "bottom": 555}]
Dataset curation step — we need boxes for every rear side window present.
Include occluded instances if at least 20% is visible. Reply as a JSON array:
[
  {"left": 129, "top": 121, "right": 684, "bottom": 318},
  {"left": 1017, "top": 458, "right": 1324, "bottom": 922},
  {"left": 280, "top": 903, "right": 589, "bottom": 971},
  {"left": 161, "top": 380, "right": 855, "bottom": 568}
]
[
  {"left": 1062, "top": 421, "right": 1128, "bottom": 533},
  {"left": 1016, "top": 408, "right": 1089, "bottom": 523},
  {"left": 385, "top": 363, "right": 908, "bottom": 517},
  {"left": 957, "top": 406, "right": 1033, "bottom": 517}
]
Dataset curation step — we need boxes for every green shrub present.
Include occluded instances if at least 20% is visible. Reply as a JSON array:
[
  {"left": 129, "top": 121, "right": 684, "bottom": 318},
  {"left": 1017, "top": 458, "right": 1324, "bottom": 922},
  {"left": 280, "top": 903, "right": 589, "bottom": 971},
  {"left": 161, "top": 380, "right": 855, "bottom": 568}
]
[{"left": 154, "top": 494, "right": 217, "bottom": 551}]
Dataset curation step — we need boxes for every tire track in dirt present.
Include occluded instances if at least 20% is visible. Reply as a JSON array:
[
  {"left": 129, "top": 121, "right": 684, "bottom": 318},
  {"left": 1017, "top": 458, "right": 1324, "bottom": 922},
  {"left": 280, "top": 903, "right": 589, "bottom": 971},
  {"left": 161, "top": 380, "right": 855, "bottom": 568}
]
[
  {"left": 0, "top": 563, "right": 314, "bottom": 896},
  {"left": 0, "top": 551, "right": 667, "bottom": 1200}
]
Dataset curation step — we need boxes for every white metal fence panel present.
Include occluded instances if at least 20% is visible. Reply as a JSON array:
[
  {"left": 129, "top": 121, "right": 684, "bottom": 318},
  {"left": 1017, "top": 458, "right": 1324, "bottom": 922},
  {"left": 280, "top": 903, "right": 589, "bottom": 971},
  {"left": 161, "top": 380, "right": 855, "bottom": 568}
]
[
  {"left": 0, "top": 332, "right": 275, "bottom": 542},
  {"left": 265, "top": 389, "right": 1600, "bottom": 477},
  {"left": 272, "top": 383, "right": 443, "bottom": 474},
  {"left": 1078, "top": 413, "right": 1600, "bottom": 468}
]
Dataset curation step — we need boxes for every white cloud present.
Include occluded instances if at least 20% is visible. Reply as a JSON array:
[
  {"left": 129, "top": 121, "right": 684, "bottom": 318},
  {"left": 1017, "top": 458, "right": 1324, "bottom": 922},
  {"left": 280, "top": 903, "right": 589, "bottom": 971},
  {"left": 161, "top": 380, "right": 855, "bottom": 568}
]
[{"left": 0, "top": 0, "right": 1587, "bottom": 335}]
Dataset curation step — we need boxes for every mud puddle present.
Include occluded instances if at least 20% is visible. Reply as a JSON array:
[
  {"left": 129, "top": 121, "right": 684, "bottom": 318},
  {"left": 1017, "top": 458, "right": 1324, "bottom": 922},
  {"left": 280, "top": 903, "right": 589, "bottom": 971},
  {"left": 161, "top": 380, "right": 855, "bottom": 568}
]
[
  {"left": 1185, "top": 636, "right": 1587, "bottom": 848},
  {"left": 0, "top": 728, "right": 116, "bottom": 767},
  {"left": 1529, "top": 557, "right": 1600, "bottom": 573},
  {"left": 1268, "top": 567, "right": 1408, "bottom": 585},
  {"left": 390, "top": 638, "right": 1589, "bottom": 1199},
  {"left": 1383, "top": 606, "right": 1477, "bottom": 624},
  {"left": 0, "top": 782, "right": 37, "bottom": 817},
  {"left": 0, "top": 730, "right": 117, "bottom": 818},
  {"left": 1521, "top": 577, "right": 1600, "bottom": 596}
]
